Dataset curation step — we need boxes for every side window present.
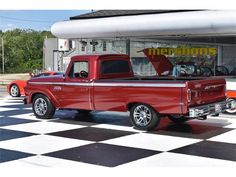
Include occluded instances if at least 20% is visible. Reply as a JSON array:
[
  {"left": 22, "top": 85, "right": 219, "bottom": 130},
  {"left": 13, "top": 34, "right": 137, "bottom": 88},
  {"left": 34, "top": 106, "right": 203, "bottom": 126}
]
[
  {"left": 69, "top": 61, "right": 88, "bottom": 78},
  {"left": 101, "top": 60, "right": 130, "bottom": 74}
]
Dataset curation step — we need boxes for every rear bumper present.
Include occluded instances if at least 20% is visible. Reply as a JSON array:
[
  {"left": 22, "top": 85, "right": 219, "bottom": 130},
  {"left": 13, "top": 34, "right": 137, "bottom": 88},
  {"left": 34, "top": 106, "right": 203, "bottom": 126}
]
[{"left": 189, "top": 99, "right": 236, "bottom": 117}]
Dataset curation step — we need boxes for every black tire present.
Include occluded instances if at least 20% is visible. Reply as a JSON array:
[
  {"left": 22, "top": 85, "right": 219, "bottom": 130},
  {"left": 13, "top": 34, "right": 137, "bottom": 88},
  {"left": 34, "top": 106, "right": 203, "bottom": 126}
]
[
  {"left": 10, "top": 84, "right": 21, "bottom": 97},
  {"left": 130, "top": 104, "right": 160, "bottom": 131},
  {"left": 168, "top": 115, "right": 189, "bottom": 123},
  {"left": 32, "top": 94, "right": 55, "bottom": 119}
]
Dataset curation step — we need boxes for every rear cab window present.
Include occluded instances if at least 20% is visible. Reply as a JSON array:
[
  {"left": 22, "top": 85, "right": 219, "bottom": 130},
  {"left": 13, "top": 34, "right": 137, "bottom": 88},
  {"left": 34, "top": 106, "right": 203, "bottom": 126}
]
[
  {"left": 99, "top": 57, "right": 133, "bottom": 79},
  {"left": 101, "top": 60, "right": 130, "bottom": 74}
]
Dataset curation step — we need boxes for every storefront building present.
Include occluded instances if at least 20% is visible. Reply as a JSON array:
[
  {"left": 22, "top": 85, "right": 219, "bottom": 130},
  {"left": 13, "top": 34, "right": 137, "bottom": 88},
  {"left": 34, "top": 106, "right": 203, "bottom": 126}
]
[{"left": 46, "top": 10, "right": 236, "bottom": 76}]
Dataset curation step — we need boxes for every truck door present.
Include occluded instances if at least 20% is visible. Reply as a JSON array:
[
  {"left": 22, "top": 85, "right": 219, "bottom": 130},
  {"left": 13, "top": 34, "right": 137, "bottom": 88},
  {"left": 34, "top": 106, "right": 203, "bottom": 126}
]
[{"left": 59, "top": 60, "right": 91, "bottom": 110}]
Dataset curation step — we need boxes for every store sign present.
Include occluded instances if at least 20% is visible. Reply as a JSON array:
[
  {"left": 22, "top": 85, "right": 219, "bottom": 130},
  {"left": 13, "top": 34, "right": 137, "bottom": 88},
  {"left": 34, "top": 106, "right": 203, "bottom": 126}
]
[{"left": 148, "top": 47, "right": 217, "bottom": 56}]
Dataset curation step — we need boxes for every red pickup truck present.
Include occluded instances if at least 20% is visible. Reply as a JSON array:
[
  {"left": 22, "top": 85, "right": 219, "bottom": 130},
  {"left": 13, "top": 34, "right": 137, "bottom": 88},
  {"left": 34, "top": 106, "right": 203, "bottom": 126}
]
[{"left": 24, "top": 54, "right": 235, "bottom": 130}]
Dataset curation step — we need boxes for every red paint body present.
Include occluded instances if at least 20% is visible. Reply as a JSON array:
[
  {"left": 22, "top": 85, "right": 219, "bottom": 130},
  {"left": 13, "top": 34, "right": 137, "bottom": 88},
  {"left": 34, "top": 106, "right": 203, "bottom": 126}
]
[
  {"left": 24, "top": 54, "right": 227, "bottom": 116},
  {"left": 7, "top": 80, "right": 27, "bottom": 96},
  {"left": 227, "top": 90, "right": 236, "bottom": 98}
]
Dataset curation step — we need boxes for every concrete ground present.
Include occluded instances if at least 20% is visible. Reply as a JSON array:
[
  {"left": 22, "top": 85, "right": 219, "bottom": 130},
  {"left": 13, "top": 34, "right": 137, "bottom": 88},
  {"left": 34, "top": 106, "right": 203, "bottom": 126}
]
[
  {"left": 0, "top": 73, "right": 30, "bottom": 85},
  {"left": 0, "top": 85, "right": 8, "bottom": 98}
]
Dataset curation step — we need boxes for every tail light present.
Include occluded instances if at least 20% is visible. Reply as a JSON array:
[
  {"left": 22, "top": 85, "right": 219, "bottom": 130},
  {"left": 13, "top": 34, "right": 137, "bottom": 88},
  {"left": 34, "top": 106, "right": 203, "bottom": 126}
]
[
  {"left": 187, "top": 89, "right": 192, "bottom": 103},
  {"left": 224, "top": 85, "right": 227, "bottom": 97}
]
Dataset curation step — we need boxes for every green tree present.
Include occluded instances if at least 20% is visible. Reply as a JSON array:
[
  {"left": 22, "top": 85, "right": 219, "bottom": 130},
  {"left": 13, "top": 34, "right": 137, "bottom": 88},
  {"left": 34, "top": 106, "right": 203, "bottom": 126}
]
[{"left": 0, "top": 29, "right": 54, "bottom": 73}]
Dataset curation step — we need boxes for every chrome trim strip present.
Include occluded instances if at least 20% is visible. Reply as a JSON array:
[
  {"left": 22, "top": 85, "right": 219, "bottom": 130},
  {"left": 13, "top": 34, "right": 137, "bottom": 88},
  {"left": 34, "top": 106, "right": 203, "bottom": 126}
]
[
  {"left": 93, "top": 82, "right": 185, "bottom": 88},
  {"left": 29, "top": 81, "right": 186, "bottom": 88},
  {"left": 29, "top": 82, "right": 90, "bottom": 86}
]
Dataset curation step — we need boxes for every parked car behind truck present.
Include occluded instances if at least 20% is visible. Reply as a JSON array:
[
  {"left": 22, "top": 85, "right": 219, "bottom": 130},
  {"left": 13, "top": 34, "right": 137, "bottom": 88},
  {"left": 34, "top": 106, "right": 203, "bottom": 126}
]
[
  {"left": 24, "top": 54, "right": 236, "bottom": 130},
  {"left": 7, "top": 72, "right": 64, "bottom": 97}
]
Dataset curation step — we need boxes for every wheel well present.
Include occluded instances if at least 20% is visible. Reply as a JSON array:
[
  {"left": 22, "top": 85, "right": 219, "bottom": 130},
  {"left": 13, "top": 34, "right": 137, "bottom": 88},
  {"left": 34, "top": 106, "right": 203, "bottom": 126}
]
[
  {"left": 127, "top": 102, "right": 158, "bottom": 113},
  {"left": 10, "top": 83, "right": 18, "bottom": 88},
  {"left": 127, "top": 102, "right": 139, "bottom": 111},
  {"left": 31, "top": 93, "right": 46, "bottom": 102}
]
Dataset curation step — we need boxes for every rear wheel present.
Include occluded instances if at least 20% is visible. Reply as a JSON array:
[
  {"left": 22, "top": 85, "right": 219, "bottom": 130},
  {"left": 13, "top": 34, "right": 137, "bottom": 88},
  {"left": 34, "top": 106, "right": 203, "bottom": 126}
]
[
  {"left": 130, "top": 104, "right": 160, "bottom": 131},
  {"left": 225, "top": 98, "right": 236, "bottom": 114},
  {"left": 10, "top": 84, "right": 21, "bottom": 97},
  {"left": 168, "top": 115, "right": 189, "bottom": 123},
  {"left": 32, "top": 94, "right": 55, "bottom": 119}
]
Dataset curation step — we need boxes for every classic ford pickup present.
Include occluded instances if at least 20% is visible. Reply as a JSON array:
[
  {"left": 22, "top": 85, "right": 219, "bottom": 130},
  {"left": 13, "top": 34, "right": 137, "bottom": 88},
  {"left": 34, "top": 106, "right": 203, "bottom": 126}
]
[{"left": 24, "top": 54, "right": 236, "bottom": 130}]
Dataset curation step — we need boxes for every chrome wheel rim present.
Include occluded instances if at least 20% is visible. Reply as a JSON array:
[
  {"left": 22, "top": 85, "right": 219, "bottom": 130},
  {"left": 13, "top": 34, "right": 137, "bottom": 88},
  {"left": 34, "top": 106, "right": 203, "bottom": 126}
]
[
  {"left": 34, "top": 98, "right": 47, "bottom": 116},
  {"left": 225, "top": 107, "right": 236, "bottom": 113},
  {"left": 10, "top": 85, "right": 19, "bottom": 96},
  {"left": 133, "top": 105, "right": 152, "bottom": 126},
  {"left": 225, "top": 98, "right": 236, "bottom": 114}
]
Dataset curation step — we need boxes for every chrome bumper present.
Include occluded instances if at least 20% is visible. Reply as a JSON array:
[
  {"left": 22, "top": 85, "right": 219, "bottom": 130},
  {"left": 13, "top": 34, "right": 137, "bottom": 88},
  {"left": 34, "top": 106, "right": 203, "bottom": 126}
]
[{"left": 189, "top": 99, "right": 236, "bottom": 118}]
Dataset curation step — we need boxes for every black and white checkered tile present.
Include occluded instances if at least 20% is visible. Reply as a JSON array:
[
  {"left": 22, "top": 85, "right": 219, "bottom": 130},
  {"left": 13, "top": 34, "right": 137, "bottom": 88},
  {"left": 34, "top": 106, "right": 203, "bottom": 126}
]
[{"left": 0, "top": 96, "right": 236, "bottom": 168}]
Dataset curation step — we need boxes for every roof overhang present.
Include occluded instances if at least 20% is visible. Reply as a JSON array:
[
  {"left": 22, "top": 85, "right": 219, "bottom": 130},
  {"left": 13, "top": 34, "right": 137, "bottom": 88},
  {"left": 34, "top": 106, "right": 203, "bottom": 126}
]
[{"left": 51, "top": 10, "right": 236, "bottom": 39}]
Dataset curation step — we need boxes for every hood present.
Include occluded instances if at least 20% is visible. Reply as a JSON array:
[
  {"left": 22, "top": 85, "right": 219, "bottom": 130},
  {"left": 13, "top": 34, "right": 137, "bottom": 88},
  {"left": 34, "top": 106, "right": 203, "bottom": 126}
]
[{"left": 142, "top": 48, "right": 173, "bottom": 75}]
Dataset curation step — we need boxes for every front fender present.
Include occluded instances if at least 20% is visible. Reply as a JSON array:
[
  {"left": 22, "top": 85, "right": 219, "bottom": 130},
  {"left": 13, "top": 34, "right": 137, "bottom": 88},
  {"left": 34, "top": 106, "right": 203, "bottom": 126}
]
[{"left": 28, "top": 88, "right": 60, "bottom": 108}]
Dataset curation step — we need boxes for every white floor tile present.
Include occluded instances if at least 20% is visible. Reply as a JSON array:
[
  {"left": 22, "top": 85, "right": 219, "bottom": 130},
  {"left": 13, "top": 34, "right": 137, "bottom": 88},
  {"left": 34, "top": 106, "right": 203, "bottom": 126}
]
[
  {"left": 0, "top": 155, "right": 108, "bottom": 168},
  {"left": 3, "top": 121, "right": 84, "bottom": 134},
  {"left": 102, "top": 133, "right": 201, "bottom": 151},
  {"left": 117, "top": 152, "right": 236, "bottom": 167},
  {"left": 92, "top": 124, "right": 143, "bottom": 133},
  {"left": 223, "top": 119, "right": 236, "bottom": 128},
  {"left": 0, "top": 107, "right": 19, "bottom": 112},
  {"left": 0, "top": 135, "right": 93, "bottom": 154},
  {"left": 208, "top": 129, "right": 236, "bottom": 144},
  {"left": 22, "top": 107, "right": 32, "bottom": 110},
  {"left": 0, "top": 102, "right": 23, "bottom": 106},
  {"left": 9, "top": 113, "right": 40, "bottom": 121},
  {"left": 189, "top": 117, "right": 233, "bottom": 127}
]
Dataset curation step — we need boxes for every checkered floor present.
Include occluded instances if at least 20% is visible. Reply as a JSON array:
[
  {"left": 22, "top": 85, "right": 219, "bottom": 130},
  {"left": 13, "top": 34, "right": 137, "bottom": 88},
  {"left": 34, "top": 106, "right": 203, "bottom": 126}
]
[{"left": 0, "top": 96, "right": 236, "bottom": 168}]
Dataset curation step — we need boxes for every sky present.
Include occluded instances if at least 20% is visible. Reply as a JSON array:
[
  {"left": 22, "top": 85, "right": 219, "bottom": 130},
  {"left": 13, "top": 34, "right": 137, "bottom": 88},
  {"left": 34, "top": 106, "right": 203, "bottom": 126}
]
[{"left": 0, "top": 10, "right": 90, "bottom": 32}]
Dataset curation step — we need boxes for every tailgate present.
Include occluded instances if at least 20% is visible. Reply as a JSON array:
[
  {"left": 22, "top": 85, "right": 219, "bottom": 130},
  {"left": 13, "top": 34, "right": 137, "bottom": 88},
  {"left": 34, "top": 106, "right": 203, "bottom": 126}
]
[{"left": 186, "top": 78, "right": 226, "bottom": 107}]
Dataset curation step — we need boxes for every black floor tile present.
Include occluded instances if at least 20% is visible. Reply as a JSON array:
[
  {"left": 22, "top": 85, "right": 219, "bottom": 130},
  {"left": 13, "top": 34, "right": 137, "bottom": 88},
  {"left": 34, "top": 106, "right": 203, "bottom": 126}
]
[
  {"left": 0, "top": 104, "right": 30, "bottom": 109},
  {"left": 0, "top": 148, "right": 34, "bottom": 163},
  {"left": 0, "top": 117, "right": 38, "bottom": 127},
  {"left": 0, "top": 110, "right": 33, "bottom": 117},
  {"left": 48, "top": 127, "right": 136, "bottom": 141},
  {"left": 149, "top": 120, "right": 233, "bottom": 139},
  {"left": 0, "top": 128, "right": 36, "bottom": 141},
  {"left": 44, "top": 143, "right": 160, "bottom": 167},
  {"left": 51, "top": 111, "right": 98, "bottom": 126},
  {"left": 170, "top": 140, "right": 236, "bottom": 161},
  {"left": 92, "top": 111, "right": 132, "bottom": 126},
  {"left": 51, "top": 111, "right": 132, "bottom": 127}
]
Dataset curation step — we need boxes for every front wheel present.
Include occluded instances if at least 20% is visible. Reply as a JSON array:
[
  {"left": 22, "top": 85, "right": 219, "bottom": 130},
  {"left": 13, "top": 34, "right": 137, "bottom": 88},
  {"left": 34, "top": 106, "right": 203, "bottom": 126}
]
[
  {"left": 32, "top": 94, "right": 55, "bottom": 119},
  {"left": 130, "top": 104, "right": 160, "bottom": 131},
  {"left": 168, "top": 115, "right": 190, "bottom": 123},
  {"left": 10, "top": 84, "right": 21, "bottom": 97}
]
